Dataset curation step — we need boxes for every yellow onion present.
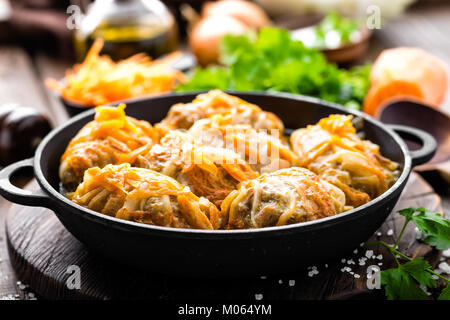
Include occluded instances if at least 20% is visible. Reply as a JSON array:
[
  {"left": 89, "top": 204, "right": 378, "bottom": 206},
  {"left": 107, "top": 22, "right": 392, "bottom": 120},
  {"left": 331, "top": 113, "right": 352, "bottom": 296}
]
[
  {"left": 189, "top": 15, "right": 248, "bottom": 66},
  {"left": 202, "top": 0, "right": 271, "bottom": 29}
]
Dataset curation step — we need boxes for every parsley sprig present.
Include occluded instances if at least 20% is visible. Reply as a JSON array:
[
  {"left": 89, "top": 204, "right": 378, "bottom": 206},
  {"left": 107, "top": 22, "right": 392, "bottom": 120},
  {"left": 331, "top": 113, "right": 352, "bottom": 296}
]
[
  {"left": 312, "top": 11, "right": 361, "bottom": 49},
  {"left": 176, "top": 28, "right": 371, "bottom": 110},
  {"left": 366, "top": 207, "right": 450, "bottom": 300}
]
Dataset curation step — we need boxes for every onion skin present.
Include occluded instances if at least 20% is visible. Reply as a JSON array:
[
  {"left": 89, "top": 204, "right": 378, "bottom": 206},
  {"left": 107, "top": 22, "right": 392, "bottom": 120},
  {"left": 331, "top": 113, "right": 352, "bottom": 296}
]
[
  {"left": 189, "top": 15, "right": 248, "bottom": 66},
  {"left": 371, "top": 47, "right": 449, "bottom": 106},
  {"left": 363, "top": 47, "right": 449, "bottom": 115},
  {"left": 202, "top": 0, "right": 271, "bottom": 29}
]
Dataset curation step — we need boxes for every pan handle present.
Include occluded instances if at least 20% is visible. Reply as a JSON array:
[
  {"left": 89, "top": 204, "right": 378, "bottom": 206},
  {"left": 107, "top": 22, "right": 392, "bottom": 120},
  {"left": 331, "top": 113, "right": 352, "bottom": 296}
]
[
  {"left": 387, "top": 124, "right": 437, "bottom": 167},
  {"left": 0, "top": 158, "right": 53, "bottom": 208}
]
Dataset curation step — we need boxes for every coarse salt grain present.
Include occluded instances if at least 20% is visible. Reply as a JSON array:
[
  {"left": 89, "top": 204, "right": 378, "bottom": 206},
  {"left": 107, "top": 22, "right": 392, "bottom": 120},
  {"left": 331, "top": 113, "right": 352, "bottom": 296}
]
[
  {"left": 376, "top": 232, "right": 382, "bottom": 237},
  {"left": 415, "top": 227, "right": 422, "bottom": 240},
  {"left": 354, "top": 274, "right": 360, "bottom": 279},
  {"left": 377, "top": 254, "right": 383, "bottom": 260},
  {"left": 434, "top": 269, "right": 443, "bottom": 275},
  {"left": 255, "top": 294, "right": 263, "bottom": 300},
  {"left": 438, "top": 262, "right": 450, "bottom": 274},
  {"left": 353, "top": 249, "right": 358, "bottom": 254},
  {"left": 387, "top": 229, "right": 394, "bottom": 236},
  {"left": 17, "top": 283, "right": 26, "bottom": 290},
  {"left": 289, "top": 280, "right": 295, "bottom": 286},
  {"left": 419, "top": 285, "right": 431, "bottom": 296},
  {"left": 443, "top": 248, "right": 450, "bottom": 258},
  {"left": 365, "top": 250, "right": 373, "bottom": 259}
]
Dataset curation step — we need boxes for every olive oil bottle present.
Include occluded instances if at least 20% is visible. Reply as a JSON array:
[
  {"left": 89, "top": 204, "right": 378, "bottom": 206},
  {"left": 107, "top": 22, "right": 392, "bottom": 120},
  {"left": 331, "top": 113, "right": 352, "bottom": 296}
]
[{"left": 74, "top": 0, "right": 178, "bottom": 61}]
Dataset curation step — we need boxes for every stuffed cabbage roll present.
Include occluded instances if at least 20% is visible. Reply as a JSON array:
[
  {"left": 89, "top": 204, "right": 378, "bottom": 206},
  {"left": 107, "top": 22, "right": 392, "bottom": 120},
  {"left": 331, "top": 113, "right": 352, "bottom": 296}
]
[
  {"left": 156, "top": 90, "right": 284, "bottom": 135},
  {"left": 221, "top": 167, "right": 346, "bottom": 229},
  {"left": 188, "top": 115, "right": 298, "bottom": 174},
  {"left": 290, "top": 115, "right": 399, "bottom": 207},
  {"left": 60, "top": 104, "right": 158, "bottom": 190},
  {"left": 135, "top": 130, "right": 258, "bottom": 207},
  {"left": 72, "top": 163, "right": 224, "bottom": 230}
]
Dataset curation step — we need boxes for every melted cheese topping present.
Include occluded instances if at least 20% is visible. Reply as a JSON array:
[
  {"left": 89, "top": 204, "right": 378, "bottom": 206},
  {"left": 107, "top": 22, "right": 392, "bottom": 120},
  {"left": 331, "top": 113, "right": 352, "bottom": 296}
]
[
  {"left": 156, "top": 90, "right": 284, "bottom": 134},
  {"left": 72, "top": 163, "right": 223, "bottom": 230},
  {"left": 63, "top": 93, "right": 399, "bottom": 230},
  {"left": 291, "top": 114, "right": 399, "bottom": 206},
  {"left": 135, "top": 130, "right": 258, "bottom": 208},
  {"left": 221, "top": 167, "right": 346, "bottom": 229},
  {"left": 189, "top": 115, "right": 298, "bottom": 173},
  {"left": 60, "top": 104, "right": 158, "bottom": 188}
]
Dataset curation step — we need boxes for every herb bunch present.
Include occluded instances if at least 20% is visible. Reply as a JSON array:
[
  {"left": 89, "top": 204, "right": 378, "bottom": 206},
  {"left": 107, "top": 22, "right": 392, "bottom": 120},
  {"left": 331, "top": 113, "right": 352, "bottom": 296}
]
[
  {"left": 312, "top": 11, "right": 361, "bottom": 49},
  {"left": 176, "top": 28, "right": 371, "bottom": 110},
  {"left": 366, "top": 207, "right": 450, "bottom": 300}
]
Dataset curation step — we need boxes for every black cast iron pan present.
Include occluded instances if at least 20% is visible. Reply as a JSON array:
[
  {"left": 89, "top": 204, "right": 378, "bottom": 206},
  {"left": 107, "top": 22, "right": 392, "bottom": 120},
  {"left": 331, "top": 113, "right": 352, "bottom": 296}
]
[{"left": 0, "top": 92, "right": 437, "bottom": 277}]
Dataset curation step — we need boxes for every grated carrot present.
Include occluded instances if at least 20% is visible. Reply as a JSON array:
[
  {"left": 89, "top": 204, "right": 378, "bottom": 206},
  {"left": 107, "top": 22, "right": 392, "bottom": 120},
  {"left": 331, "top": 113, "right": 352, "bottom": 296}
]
[{"left": 45, "top": 38, "right": 186, "bottom": 107}]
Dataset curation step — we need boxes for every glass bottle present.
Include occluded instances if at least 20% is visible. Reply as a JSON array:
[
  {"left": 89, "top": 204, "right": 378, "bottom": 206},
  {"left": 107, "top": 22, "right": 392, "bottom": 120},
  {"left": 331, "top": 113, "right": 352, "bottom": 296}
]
[{"left": 74, "top": 0, "right": 178, "bottom": 61}]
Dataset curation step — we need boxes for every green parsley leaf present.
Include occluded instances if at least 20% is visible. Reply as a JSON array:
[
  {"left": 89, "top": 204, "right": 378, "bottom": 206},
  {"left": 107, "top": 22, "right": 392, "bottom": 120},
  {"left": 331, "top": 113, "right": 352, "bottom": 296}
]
[
  {"left": 177, "top": 27, "right": 371, "bottom": 110},
  {"left": 381, "top": 267, "right": 430, "bottom": 300},
  {"left": 423, "top": 236, "right": 450, "bottom": 251},
  {"left": 398, "top": 207, "right": 416, "bottom": 221},
  {"left": 438, "top": 284, "right": 450, "bottom": 300},
  {"left": 402, "top": 258, "right": 436, "bottom": 289},
  {"left": 399, "top": 207, "right": 450, "bottom": 250},
  {"left": 369, "top": 207, "right": 450, "bottom": 300}
]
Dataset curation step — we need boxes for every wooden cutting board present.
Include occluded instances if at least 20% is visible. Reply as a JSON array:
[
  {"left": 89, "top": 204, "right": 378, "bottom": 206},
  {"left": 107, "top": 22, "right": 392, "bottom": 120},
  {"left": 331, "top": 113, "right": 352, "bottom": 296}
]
[{"left": 5, "top": 173, "right": 443, "bottom": 300}]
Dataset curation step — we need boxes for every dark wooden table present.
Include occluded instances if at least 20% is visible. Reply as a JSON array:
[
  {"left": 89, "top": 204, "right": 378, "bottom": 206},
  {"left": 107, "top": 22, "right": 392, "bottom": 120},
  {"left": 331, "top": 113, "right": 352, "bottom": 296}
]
[{"left": 0, "top": 3, "right": 449, "bottom": 300}]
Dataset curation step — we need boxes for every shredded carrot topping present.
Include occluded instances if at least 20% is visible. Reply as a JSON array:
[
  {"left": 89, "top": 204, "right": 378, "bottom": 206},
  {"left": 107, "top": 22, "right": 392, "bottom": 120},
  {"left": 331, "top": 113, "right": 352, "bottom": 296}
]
[{"left": 45, "top": 38, "right": 186, "bottom": 107}]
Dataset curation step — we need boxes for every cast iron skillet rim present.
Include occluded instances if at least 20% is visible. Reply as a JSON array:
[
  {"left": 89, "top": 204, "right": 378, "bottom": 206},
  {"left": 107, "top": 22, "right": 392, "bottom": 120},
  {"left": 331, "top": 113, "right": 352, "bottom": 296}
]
[{"left": 33, "top": 91, "right": 412, "bottom": 235}]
